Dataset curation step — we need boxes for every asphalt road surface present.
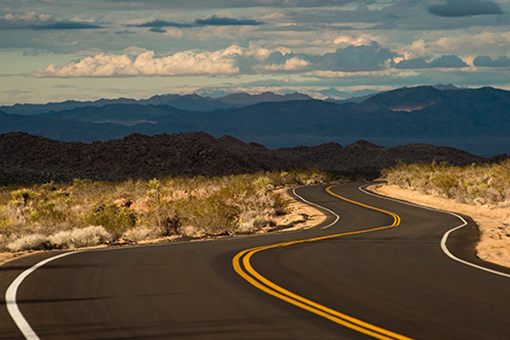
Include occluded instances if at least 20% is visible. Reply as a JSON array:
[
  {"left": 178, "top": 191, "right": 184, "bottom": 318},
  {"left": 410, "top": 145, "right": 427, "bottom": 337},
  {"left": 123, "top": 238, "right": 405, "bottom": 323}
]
[{"left": 1, "top": 183, "right": 510, "bottom": 339}]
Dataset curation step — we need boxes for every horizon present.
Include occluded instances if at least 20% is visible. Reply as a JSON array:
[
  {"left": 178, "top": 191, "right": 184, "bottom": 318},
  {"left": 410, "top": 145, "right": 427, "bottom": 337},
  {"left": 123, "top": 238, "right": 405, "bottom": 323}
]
[
  {"left": 1, "top": 1, "right": 510, "bottom": 105},
  {"left": 0, "top": 83, "right": 500, "bottom": 107}
]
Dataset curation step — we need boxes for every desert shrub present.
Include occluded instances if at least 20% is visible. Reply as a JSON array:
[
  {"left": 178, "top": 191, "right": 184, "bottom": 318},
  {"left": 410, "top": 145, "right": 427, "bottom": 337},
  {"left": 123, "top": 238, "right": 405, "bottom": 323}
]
[
  {"left": 7, "top": 234, "right": 51, "bottom": 252},
  {"left": 176, "top": 194, "right": 241, "bottom": 236},
  {"left": 11, "top": 188, "right": 39, "bottom": 207},
  {"left": 84, "top": 202, "right": 137, "bottom": 238},
  {"left": 0, "top": 169, "right": 332, "bottom": 251},
  {"left": 384, "top": 160, "right": 510, "bottom": 205},
  {"left": 121, "top": 226, "right": 159, "bottom": 242},
  {"left": 49, "top": 226, "right": 112, "bottom": 249}
]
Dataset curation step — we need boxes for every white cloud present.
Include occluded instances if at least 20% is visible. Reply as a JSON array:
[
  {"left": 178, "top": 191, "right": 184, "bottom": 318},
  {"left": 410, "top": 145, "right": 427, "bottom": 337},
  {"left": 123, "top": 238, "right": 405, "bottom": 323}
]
[
  {"left": 162, "top": 27, "right": 184, "bottom": 38},
  {"left": 283, "top": 57, "right": 310, "bottom": 70},
  {"left": 70, "top": 16, "right": 97, "bottom": 23},
  {"left": 264, "top": 57, "right": 311, "bottom": 71},
  {"left": 401, "top": 39, "right": 427, "bottom": 59},
  {"left": 334, "top": 34, "right": 379, "bottom": 47},
  {"left": 33, "top": 46, "right": 244, "bottom": 77},
  {"left": 3, "top": 11, "right": 53, "bottom": 22}
]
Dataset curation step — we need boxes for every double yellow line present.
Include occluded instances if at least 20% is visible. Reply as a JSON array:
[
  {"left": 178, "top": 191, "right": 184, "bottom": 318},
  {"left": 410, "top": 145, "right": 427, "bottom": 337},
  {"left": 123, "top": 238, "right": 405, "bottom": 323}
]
[{"left": 232, "top": 185, "right": 412, "bottom": 340}]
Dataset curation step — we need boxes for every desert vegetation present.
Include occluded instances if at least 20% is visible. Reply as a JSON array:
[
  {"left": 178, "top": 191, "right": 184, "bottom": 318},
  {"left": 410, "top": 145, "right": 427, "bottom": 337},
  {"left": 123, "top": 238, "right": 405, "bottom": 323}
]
[
  {"left": 0, "top": 170, "right": 330, "bottom": 252},
  {"left": 383, "top": 160, "right": 510, "bottom": 206}
]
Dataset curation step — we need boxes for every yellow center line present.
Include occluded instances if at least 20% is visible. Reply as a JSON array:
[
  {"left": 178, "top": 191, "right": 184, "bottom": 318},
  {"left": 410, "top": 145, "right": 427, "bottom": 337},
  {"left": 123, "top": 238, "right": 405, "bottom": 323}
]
[{"left": 232, "top": 185, "right": 413, "bottom": 340}]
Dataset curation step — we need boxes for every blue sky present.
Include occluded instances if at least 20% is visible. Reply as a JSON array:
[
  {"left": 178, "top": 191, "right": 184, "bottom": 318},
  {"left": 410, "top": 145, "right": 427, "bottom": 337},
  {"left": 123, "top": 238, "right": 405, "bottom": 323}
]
[{"left": 1, "top": 0, "right": 509, "bottom": 104}]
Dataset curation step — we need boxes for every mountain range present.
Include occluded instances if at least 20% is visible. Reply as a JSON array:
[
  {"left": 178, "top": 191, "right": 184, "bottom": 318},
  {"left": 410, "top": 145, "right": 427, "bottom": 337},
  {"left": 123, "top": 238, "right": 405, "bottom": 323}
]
[
  {"left": 0, "top": 92, "right": 313, "bottom": 115},
  {"left": 1, "top": 85, "right": 509, "bottom": 157},
  {"left": 0, "top": 132, "right": 489, "bottom": 185}
]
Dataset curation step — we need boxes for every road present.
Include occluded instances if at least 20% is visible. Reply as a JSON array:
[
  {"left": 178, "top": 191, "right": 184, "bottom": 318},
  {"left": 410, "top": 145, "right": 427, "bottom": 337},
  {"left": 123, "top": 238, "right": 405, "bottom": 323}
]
[{"left": 1, "top": 183, "right": 510, "bottom": 339}]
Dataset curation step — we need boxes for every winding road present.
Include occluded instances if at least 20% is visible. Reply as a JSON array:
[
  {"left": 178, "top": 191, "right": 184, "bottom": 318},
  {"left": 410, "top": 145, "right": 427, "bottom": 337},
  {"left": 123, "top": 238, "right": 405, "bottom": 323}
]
[{"left": 1, "top": 183, "right": 510, "bottom": 339}]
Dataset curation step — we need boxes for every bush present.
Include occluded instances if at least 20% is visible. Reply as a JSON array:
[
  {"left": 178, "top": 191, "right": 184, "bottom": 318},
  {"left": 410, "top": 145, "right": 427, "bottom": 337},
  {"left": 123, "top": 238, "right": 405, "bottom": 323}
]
[
  {"left": 121, "top": 226, "right": 159, "bottom": 242},
  {"left": 384, "top": 160, "right": 510, "bottom": 205},
  {"left": 49, "top": 226, "right": 112, "bottom": 249},
  {"left": 0, "top": 169, "right": 333, "bottom": 251},
  {"left": 7, "top": 234, "right": 51, "bottom": 252},
  {"left": 84, "top": 202, "right": 137, "bottom": 238}
]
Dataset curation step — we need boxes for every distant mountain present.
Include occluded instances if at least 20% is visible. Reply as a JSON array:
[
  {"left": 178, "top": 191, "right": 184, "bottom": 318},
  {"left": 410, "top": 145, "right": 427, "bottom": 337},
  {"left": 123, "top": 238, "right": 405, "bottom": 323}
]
[
  {"left": 0, "top": 91, "right": 314, "bottom": 115},
  {"left": 0, "top": 132, "right": 487, "bottom": 185},
  {"left": 218, "top": 92, "right": 312, "bottom": 105},
  {"left": 431, "top": 83, "right": 460, "bottom": 91},
  {"left": 1, "top": 85, "right": 510, "bottom": 156},
  {"left": 40, "top": 104, "right": 188, "bottom": 126},
  {"left": 0, "top": 98, "right": 139, "bottom": 116},
  {"left": 317, "top": 88, "right": 378, "bottom": 101}
]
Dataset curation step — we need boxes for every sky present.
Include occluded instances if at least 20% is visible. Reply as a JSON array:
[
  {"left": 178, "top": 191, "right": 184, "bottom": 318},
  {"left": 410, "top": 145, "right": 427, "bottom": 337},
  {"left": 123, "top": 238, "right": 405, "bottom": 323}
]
[{"left": 1, "top": 0, "right": 509, "bottom": 105}]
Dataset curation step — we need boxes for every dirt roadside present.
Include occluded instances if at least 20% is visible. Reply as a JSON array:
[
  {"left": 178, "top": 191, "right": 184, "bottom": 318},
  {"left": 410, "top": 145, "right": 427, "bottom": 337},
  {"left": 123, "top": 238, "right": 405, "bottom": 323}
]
[{"left": 370, "top": 183, "right": 510, "bottom": 269}]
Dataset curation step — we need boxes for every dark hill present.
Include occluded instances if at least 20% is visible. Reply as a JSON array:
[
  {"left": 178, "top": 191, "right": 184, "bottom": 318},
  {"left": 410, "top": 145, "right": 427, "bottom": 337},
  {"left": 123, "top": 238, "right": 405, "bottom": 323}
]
[{"left": 0, "top": 132, "right": 487, "bottom": 185}]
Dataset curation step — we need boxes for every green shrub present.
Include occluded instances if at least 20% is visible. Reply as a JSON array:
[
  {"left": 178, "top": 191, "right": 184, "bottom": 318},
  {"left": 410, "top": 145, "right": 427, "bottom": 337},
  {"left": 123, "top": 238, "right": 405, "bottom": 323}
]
[{"left": 84, "top": 202, "right": 137, "bottom": 238}]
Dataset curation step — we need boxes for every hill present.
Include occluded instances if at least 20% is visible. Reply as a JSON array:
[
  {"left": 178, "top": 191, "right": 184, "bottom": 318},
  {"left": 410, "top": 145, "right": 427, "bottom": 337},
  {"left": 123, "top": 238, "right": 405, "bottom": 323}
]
[{"left": 0, "top": 132, "right": 487, "bottom": 185}]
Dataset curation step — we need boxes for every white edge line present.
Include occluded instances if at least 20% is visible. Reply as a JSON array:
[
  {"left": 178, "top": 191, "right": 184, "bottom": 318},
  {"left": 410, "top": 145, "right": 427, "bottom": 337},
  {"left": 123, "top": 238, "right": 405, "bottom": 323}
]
[
  {"left": 359, "top": 184, "right": 510, "bottom": 279},
  {"left": 5, "top": 251, "right": 81, "bottom": 340},
  {"left": 292, "top": 187, "right": 340, "bottom": 229}
]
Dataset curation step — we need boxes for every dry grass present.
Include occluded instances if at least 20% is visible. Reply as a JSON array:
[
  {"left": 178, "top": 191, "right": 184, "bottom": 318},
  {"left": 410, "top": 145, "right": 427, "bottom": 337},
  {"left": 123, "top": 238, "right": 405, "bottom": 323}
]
[{"left": 0, "top": 170, "right": 331, "bottom": 252}]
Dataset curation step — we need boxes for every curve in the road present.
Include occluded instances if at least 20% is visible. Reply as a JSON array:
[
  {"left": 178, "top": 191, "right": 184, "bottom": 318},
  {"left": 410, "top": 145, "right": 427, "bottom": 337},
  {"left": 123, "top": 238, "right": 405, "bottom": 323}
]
[
  {"left": 5, "top": 182, "right": 510, "bottom": 339},
  {"left": 5, "top": 251, "right": 81, "bottom": 340},
  {"left": 359, "top": 184, "right": 510, "bottom": 279},
  {"left": 233, "top": 184, "right": 410, "bottom": 340}
]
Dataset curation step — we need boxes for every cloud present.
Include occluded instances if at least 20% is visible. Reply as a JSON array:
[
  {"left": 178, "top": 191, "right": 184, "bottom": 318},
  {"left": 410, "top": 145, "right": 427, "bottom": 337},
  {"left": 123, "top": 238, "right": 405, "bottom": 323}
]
[
  {"left": 1, "top": 12, "right": 103, "bottom": 30},
  {"left": 3, "top": 11, "right": 52, "bottom": 22},
  {"left": 334, "top": 34, "right": 379, "bottom": 47},
  {"left": 127, "top": 19, "right": 193, "bottom": 28},
  {"left": 32, "top": 42, "right": 405, "bottom": 78},
  {"left": 149, "top": 27, "right": 166, "bottom": 33},
  {"left": 88, "top": 0, "right": 365, "bottom": 9},
  {"left": 31, "top": 22, "right": 103, "bottom": 30},
  {"left": 429, "top": 32, "right": 510, "bottom": 54},
  {"left": 396, "top": 55, "right": 468, "bottom": 69},
  {"left": 264, "top": 56, "right": 311, "bottom": 71},
  {"left": 428, "top": 0, "right": 503, "bottom": 17},
  {"left": 127, "top": 16, "right": 263, "bottom": 30},
  {"left": 33, "top": 47, "right": 244, "bottom": 77},
  {"left": 115, "top": 30, "right": 136, "bottom": 35},
  {"left": 195, "top": 15, "right": 264, "bottom": 26},
  {"left": 395, "top": 58, "right": 428, "bottom": 69},
  {"left": 259, "top": 43, "right": 398, "bottom": 73},
  {"left": 313, "top": 43, "right": 397, "bottom": 72},
  {"left": 473, "top": 56, "right": 510, "bottom": 67}
]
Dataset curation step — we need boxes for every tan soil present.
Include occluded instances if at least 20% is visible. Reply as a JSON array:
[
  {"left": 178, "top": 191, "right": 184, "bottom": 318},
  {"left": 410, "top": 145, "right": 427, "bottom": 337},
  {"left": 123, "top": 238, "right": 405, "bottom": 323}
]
[
  {"left": 371, "top": 183, "right": 510, "bottom": 268},
  {"left": 272, "top": 187, "right": 327, "bottom": 231},
  {"left": 0, "top": 186, "right": 327, "bottom": 266}
]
